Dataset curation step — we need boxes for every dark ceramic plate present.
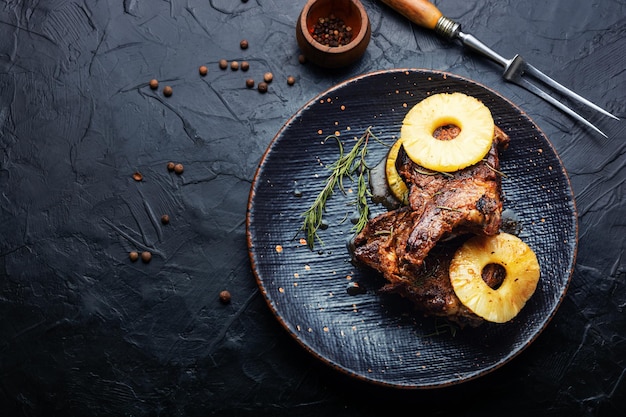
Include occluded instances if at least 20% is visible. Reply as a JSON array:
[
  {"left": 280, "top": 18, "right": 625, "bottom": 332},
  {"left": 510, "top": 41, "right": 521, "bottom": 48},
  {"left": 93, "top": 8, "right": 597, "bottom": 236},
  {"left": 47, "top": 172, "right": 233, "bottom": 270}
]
[{"left": 246, "top": 69, "right": 577, "bottom": 388}]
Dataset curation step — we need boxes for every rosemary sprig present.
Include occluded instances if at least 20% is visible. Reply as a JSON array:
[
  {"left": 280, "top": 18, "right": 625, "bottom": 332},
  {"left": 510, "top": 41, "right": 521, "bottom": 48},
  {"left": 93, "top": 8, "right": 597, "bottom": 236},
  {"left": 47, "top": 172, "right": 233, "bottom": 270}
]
[
  {"left": 413, "top": 167, "right": 454, "bottom": 178},
  {"left": 374, "top": 226, "right": 394, "bottom": 237},
  {"left": 351, "top": 133, "right": 372, "bottom": 233},
  {"left": 299, "top": 126, "right": 376, "bottom": 249},
  {"left": 425, "top": 319, "right": 459, "bottom": 338},
  {"left": 481, "top": 158, "right": 508, "bottom": 177},
  {"left": 436, "top": 205, "right": 462, "bottom": 212}
]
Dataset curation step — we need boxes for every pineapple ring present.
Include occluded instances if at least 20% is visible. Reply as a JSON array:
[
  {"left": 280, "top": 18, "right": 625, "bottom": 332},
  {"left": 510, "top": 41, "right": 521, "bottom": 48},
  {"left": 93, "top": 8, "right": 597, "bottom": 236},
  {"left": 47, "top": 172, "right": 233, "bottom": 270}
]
[
  {"left": 401, "top": 92, "right": 495, "bottom": 172},
  {"left": 449, "top": 233, "right": 540, "bottom": 323},
  {"left": 385, "top": 138, "right": 409, "bottom": 205}
]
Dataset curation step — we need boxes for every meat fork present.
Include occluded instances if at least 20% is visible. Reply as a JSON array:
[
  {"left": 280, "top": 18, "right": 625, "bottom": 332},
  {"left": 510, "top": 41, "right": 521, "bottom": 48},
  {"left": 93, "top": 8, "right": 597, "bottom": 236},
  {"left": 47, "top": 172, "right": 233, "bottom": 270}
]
[{"left": 381, "top": 0, "right": 619, "bottom": 137}]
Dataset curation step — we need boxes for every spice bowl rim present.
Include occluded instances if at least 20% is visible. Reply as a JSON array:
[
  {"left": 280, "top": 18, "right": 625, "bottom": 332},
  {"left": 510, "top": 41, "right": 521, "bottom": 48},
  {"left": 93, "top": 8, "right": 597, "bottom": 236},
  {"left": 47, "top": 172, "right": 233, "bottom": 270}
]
[{"left": 296, "top": 0, "right": 371, "bottom": 67}]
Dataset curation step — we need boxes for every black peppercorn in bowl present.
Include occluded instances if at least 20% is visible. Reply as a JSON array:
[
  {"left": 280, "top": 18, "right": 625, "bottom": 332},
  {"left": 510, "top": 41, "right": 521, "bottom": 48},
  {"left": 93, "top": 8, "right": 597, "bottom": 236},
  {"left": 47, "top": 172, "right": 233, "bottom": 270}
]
[{"left": 296, "top": 0, "right": 371, "bottom": 68}]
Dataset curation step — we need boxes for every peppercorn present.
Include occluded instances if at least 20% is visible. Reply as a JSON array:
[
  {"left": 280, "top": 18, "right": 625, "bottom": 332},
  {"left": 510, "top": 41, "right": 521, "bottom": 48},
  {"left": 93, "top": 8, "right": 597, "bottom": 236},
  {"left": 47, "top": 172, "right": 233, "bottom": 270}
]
[
  {"left": 219, "top": 59, "right": 228, "bottom": 69},
  {"left": 263, "top": 72, "right": 273, "bottom": 83},
  {"left": 246, "top": 78, "right": 255, "bottom": 89},
  {"left": 219, "top": 290, "right": 231, "bottom": 304},
  {"left": 163, "top": 86, "right": 173, "bottom": 97},
  {"left": 129, "top": 251, "right": 139, "bottom": 262},
  {"left": 141, "top": 251, "right": 152, "bottom": 263},
  {"left": 161, "top": 214, "right": 170, "bottom": 225},
  {"left": 287, "top": 76, "right": 296, "bottom": 86},
  {"left": 132, "top": 172, "right": 143, "bottom": 181},
  {"left": 311, "top": 15, "right": 353, "bottom": 47},
  {"left": 240, "top": 39, "right": 248, "bottom": 49},
  {"left": 149, "top": 79, "right": 159, "bottom": 89},
  {"left": 166, "top": 161, "right": 176, "bottom": 171},
  {"left": 199, "top": 65, "right": 208, "bottom": 76},
  {"left": 230, "top": 61, "right": 239, "bottom": 71},
  {"left": 257, "top": 82, "right": 268, "bottom": 93},
  {"left": 174, "top": 163, "right": 184, "bottom": 174},
  {"left": 298, "top": 54, "right": 306, "bottom": 64},
  {"left": 241, "top": 61, "right": 249, "bottom": 71}
]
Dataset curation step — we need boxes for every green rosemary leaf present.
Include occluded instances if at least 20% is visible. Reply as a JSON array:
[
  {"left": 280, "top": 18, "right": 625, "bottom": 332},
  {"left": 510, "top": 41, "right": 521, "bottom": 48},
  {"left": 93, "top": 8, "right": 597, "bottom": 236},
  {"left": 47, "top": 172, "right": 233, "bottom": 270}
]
[
  {"left": 299, "top": 126, "right": 378, "bottom": 249},
  {"left": 481, "top": 158, "right": 508, "bottom": 177}
]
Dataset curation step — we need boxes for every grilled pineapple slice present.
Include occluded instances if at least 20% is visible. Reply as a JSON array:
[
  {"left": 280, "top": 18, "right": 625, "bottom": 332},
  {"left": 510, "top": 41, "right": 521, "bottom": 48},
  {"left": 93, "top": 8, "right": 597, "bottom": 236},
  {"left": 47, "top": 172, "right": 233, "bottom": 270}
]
[
  {"left": 449, "top": 233, "right": 540, "bottom": 323},
  {"left": 401, "top": 92, "right": 495, "bottom": 172},
  {"left": 385, "top": 138, "right": 409, "bottom": 205}
]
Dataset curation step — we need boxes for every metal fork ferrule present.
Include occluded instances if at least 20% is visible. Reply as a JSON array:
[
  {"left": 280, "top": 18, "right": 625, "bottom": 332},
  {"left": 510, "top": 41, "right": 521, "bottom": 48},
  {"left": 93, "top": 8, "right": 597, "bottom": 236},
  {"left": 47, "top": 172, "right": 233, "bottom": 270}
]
[{"left": 434, "top": 16, "right": 460, "bottom": 40}]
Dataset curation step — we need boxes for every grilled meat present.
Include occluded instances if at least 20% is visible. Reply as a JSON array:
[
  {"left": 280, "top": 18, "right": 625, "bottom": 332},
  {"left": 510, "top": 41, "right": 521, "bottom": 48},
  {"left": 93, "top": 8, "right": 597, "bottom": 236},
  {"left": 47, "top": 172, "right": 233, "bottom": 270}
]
[
  {"left": 397, "top": 126, "right": 509, "bottom": 267},
  {"left": 352, "top": 126, "right": 509, "bottom": 326},
  {"left": 379, "top": 238, "right": 488, "bottom": 328}
]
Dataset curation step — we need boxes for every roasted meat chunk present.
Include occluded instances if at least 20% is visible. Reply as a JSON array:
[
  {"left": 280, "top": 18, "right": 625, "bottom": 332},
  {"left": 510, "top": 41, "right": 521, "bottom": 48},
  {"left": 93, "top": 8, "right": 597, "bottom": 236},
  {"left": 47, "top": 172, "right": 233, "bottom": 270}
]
[
  {"left": 352, "top": 126, "right": 510, "bottom": 326},
  {"left": 396, "top": 126, "right": 509, "bottom": 267}
]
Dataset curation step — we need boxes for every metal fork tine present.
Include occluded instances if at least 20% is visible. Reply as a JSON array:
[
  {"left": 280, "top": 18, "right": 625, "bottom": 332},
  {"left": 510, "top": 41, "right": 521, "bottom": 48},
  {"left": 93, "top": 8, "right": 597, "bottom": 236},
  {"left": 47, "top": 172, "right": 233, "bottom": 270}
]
[
  {"left": 454, "top": 31, "right": 616, "bottom": 136},
  {"left": 516, "top": 76, "right": 608, "bottom": 138},
  {"left": 377, "top": 0, "right": 621, "bottom": 136},
  {"left": 524, "top": 63, "right": 620, "bottom": 121},
  {"left": 502, "top": 54, "right": 612, "bottom": 136}
]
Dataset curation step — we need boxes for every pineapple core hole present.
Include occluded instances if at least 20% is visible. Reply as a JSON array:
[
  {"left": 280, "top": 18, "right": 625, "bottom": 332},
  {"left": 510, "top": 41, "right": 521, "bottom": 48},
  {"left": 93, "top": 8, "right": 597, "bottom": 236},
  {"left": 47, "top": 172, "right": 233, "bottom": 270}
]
[
  {"left": 482, "top": 263, "right": 506, "bottom": 290},
  {"left": 432, "top": 124, "right": 461, "bottom": 141}
]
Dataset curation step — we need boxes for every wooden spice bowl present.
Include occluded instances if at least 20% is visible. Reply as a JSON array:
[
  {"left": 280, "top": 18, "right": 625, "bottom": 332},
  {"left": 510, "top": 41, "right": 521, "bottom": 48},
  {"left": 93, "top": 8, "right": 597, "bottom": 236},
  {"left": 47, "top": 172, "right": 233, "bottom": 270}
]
[{"left": 296, "top": 0, "right": 371, "bottom": 68}]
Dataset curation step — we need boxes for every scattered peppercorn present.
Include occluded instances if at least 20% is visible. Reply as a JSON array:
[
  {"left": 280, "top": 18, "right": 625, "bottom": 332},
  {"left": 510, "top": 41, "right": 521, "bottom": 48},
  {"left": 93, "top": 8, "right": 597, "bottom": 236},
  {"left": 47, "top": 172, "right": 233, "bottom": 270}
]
[
  {"left": 219, "top": 59, "right": 228, "bottom": 69},
  {"left": 257, "top": 81, "right": 268, "bottom": 93},
  {"left": 174, "top": 163, "right": 184, "bottom": 174},
  {"left": 311, "top": 14, "right": 353, "bottom": 47},
  {"left": 298, "top": 54, "right": 306, "bottom": 64},
  {"left": 246, "top": 78, "right": 255, "bottom": 89},
  {"left": 163, "top": 86, "right": 173, "bottom": 97},
  {"left": 219, "top": 290, "right": 231, "bottom": 304},
  {"left": 263, "top": 72, "right": 273, "bottom": 83},
  {"left": 199, "top": 65, "right": 208, "bottom": 76},
  {"left": 141, "top": 251, "right": 152, "bottom": 263},
  {"left": 132, "top": 172, "right": 143, "bottom": 181},
  {"left": 230, "top": 61, "right": 239, "bottom": 71},
  {"left": 287, "top": 76, "right": 296, "bottom": 86},
  {"left": 241, "top": 61, "right": 249, "bottom": 71},
  {"left": 240, "top": 39, "right": 249, "bottom": 49},
  {"left": 166, "top": 161, "right": 176, "bottom": 171},
  {"left": 129, "top": 251, "right": 139, "bottom": 262},
  {"left": 161, "top": 214, "right": 170, "bottom": 225},
  {"left": 149, "top": 79, "right": 159, "bottom": 89}
]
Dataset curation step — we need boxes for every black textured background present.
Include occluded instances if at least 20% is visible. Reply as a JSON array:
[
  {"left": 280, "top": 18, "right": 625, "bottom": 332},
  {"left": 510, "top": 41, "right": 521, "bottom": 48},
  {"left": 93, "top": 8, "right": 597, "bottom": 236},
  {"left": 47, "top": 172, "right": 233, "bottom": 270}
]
[{"left": 1, "top": 1, "right": 624, "bottom": 416}]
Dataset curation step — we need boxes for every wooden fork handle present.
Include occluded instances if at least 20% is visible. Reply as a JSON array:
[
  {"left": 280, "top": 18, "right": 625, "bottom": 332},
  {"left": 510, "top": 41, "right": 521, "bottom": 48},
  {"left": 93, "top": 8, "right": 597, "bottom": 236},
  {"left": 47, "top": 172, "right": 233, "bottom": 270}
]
[{"left": 380, "top": 0, "right": 443, "bottom": 30}]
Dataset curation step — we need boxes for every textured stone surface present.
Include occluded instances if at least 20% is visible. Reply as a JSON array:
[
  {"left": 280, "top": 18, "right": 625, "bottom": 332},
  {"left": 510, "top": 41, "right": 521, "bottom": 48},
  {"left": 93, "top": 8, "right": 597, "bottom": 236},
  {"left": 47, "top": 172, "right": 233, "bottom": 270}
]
[{"left": 0, "top": 0, "right": 624, "bottom": 415}]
